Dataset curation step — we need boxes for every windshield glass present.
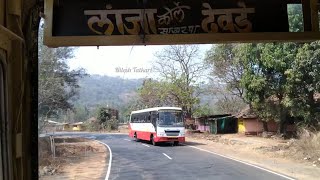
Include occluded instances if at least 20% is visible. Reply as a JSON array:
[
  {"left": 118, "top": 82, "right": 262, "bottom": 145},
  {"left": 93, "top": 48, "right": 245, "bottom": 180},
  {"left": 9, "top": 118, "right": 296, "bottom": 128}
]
[{"left": 158, "top": 110, "right": 184, "bottom": 127}]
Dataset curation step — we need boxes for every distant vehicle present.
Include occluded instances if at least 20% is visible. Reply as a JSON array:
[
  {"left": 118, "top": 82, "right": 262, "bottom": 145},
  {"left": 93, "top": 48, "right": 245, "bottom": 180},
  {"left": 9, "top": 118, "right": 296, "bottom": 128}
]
[{"left": 129, "top": 107, "right": 185, "bottom": 146}]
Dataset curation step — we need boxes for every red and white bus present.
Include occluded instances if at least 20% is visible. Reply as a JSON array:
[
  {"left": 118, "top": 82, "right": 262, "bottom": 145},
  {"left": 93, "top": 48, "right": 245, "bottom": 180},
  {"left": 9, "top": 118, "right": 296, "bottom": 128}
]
[{"left": 128, "top": 107, "right": 185, "bottom": 146}]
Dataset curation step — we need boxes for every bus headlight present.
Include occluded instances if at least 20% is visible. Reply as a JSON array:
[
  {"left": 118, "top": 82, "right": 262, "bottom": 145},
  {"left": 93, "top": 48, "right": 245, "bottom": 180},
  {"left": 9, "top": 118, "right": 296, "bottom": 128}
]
[{"left": 158, "top": 132, "right": 165, "bottom": 136}]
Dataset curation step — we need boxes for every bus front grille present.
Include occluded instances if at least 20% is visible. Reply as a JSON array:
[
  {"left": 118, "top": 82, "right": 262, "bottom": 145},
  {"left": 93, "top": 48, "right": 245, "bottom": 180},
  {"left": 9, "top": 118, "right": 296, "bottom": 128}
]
[{"left": 165, "top": 130, "right": 180, "bottom": 136}]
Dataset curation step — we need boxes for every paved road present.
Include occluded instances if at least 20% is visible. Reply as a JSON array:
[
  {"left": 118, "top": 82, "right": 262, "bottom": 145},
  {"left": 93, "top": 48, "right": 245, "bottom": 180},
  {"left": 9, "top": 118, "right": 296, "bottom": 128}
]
[{"left": 50, "top": 133, "right": 293, "bottom": 180}]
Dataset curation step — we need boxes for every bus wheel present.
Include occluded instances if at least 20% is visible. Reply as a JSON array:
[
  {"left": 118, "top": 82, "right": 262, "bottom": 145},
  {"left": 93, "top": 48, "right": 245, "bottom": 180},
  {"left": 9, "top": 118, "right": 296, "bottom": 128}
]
[
  {"left": 134, "top": 132, "right": 138, "bottom": 141},
  {"left": 173, "top": 141, "right": 179, "bottom": 146},
  {"left": 151, "top": 135, "right": 157, "bottom": 146}
]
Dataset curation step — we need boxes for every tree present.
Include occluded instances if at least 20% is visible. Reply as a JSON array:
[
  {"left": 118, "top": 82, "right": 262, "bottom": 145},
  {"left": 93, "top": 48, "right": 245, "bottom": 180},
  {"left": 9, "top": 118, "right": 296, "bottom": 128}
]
[
  {"left": 97, "top": 107, "right": 111, "bottom": 123},
  {"left": 95, "top": 107, "right": 118, "bottom": 131},
  {"left": 193, "top": 103, "right": 213, "bottom": 117},
  {"left": 205, "top": 44, "right": 246, "bottom": 102},
  {"left": 38, "top": 21, "right": 86, "bottom": 131},
  {"left": 239, "top": 43, "right": 301, "bottom": 133},
  {"left": 287, "top": 4, "right": 304, "bottom": 32},
  {"left": 138, "top": 79, "right": 171, "bottom": 107},
  {"left": 73, "top": 105, "right": 90, "bottom": 122},
  {"left": 213, "top": 86, "right": 247, "bottom": 114},
  {"left": 201, "top": 6, "right": 319, "bottom": 133},
  {"left": 152, "top": 45, "right": 207, "bottom": 117},
  {"left": 285, "top": 41, "right": 320, "bottom": 128},
  {"left": 120, "top": 97, "right": 145, "bottom": 124}
]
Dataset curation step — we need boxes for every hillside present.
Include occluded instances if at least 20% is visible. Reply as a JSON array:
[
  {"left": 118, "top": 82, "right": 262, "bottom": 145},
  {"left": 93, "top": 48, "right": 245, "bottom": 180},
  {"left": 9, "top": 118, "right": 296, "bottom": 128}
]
[
  {"left": 71, "top": 75, "right": 239, "bottom": 121},
  {"left": 73, "top": 74, "right": 144, "bottom": 109}
]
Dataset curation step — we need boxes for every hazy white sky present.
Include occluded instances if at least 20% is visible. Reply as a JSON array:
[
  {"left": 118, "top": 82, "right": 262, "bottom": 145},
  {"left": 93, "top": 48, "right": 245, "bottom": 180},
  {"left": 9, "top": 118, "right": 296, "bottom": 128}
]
[{"left": 68, "top": 44, "right": 212, "bottom": 79}]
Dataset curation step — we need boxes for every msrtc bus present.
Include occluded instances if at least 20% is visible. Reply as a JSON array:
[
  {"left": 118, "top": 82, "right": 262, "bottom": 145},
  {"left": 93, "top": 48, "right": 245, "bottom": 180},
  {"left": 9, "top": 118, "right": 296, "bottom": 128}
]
[{"left": 129, "top": 107, "right": 185, "bottom": 145}]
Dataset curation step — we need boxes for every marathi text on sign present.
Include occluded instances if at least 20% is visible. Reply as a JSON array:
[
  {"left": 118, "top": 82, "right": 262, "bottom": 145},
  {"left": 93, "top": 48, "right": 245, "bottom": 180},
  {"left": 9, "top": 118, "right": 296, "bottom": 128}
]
[{"left": 83, "top": 1, "right": 256, "bottom": 36}]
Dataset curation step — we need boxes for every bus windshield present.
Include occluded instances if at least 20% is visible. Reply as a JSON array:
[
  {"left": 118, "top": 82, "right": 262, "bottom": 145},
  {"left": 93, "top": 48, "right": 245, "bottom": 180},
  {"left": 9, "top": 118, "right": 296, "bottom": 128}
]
[{"left": 158, "top": 110, "right": 184, "bottom": 127}]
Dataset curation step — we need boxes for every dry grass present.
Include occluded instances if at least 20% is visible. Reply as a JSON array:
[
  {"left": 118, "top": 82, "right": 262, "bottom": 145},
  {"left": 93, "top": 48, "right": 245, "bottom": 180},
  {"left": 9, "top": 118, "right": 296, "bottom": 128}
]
[
  {"left": 39, "top": 137, "right": 105, "bottom": 177},
  {"left": 291, "top": 128, "right": 320, "bottom": 163}
]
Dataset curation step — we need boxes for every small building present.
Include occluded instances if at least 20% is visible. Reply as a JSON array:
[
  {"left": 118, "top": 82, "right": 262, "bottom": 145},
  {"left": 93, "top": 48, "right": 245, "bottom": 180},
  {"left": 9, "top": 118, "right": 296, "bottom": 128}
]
[
  {"left": 195, "top": 114, "right": 238, "bottom": 134},
  {"left": 195, "top": 116, "right": 210, "bottom": 132},
  {"left": 71, "top": 122, "right": 84, "bottom": 131},
  {"left": 43, "top": 120, "right": 65, "bottom": 132},
  {"left": 236, "top": 106, "right": 295, "bottom": 135},
  {"left": 63, "top": 122, "right": 84, "bottom": 131},
  {"left": 185, "top": 117, "right": 196, "bottom": 130}
]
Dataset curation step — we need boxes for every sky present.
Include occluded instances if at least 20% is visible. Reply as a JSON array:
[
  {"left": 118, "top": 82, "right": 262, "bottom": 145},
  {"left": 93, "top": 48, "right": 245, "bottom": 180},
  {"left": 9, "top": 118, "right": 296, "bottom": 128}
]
[{"left": 68, "top": 44, "right": 213, "bottom": 79}]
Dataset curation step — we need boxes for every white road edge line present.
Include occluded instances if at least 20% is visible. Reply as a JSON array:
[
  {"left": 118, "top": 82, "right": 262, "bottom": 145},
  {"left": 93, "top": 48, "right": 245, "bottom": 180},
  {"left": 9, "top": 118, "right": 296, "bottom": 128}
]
[
  {"left": 162, "top": 153, "right": 172, "bottom": 160},
  {"left": 142, "top": 144, "right": 150, "bottom": 147},
  {"left": 123, "top": 139, "right": 131, "bottom": 141},
  {"left": 94, "top": 140, "right": 112, "bottom": 180},
  {"left": 183, "top": 144, "right": 295, "bottom": 180}
]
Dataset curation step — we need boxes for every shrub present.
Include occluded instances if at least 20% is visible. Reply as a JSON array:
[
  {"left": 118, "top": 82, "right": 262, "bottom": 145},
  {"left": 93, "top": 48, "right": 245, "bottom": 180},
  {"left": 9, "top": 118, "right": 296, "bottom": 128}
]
[
  {"left": 102, "top": 118, "right": 118, "bottom": 131},
  {"left": 85, "top": 118, "right": 118, "bottom": 132},
  {"left": 293, "top": 128, "right": 320, "bottom": 161}
]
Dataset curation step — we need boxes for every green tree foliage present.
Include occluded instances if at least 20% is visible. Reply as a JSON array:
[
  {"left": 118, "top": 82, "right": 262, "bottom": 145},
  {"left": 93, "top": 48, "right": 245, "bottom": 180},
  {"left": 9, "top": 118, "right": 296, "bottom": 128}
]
[
  {"left": 193, "top": 104, "right": 213, "bottom": 117},
  {"left": 204, "top": 44, "right": 249, "bottom": 115},
  {"left": 73, "top": 105, "right": 90, "bottom": 122},
  {"left": 97, "top": 107, "right": 111, "bottom": 123},
  {"left": 287, "top": 4, "right": 304, "bottom": 32},
  {"left": 38, "top": 22, "right": 86, "bottom": 131},
  {"left": 236, "top": 4, "right": 304, "bottom": 130},
  {"left": 240, "top": 43, "right": 299, "bottom": 132},
  {"left": 122, "top": 96, "right": 145, "bottom": 117},
  {"left": 214, "top": 95, "right": 246, "bottom": 115},
  {"left": 236, "top": 42, "right": 319, "bottom": 132},
  {"left": 92, "top": 107, "right": 118, "bottom": 131},
  {"left": 285, "top": 42, "right": 320, "bottom": 127},
  {"left": 149, "top": 45, "right": 206, "bottom": 117},
  {"left": 72, "top": 75, "right": 143, "bottom": 121},
  {"left": 205, "top": 42, "right": 319, "bottom": 132},
  {"left": 205, "top": 44, "right": 245, "bottom": 101},
  {"left": 138, "top": 79, "right": 170, "bottom": 107},
  {"left": 203, "top": 5, "right": 319, "bottom": 132}
]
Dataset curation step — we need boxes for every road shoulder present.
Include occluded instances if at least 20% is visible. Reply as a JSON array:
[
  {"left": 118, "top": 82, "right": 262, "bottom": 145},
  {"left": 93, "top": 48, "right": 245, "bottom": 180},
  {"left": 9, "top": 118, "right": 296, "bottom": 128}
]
[
  {"left": 185, "top": 136, "right": 320, "bottom": 180},
  {"left": 39, "top": 136, "right": 109, "bottom": 180}
]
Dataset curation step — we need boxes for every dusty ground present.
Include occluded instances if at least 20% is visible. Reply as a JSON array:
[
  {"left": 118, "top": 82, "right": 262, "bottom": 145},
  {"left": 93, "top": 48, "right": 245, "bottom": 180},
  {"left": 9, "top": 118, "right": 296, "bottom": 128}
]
[
  {"left": 81, "top": 124, "right": 130, "bottom": 134},
  {"left": 39, "top": 137, "right": 109, "bottom": 180},
  {"left": 186, "top": 132, "right": 320, "bottom": 180}
]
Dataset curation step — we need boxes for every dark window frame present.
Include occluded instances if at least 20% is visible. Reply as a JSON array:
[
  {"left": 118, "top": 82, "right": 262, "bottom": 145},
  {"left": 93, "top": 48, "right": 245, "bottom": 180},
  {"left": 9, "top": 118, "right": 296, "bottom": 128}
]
[
  {"left": 131, "top": 111, "right": 156, "bottom": 123},
  {"left": 0, "top": 57, "right": 8, "bottom": 179}
]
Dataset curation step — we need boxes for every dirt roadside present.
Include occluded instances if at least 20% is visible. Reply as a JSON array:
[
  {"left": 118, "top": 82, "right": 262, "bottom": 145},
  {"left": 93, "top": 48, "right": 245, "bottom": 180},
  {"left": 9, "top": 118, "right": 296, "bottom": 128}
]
[
  {"left": 39, "top": 137, "right": 109, "bottom": 180},
  {"left": 185, "top": 133, "right": 320, "bottom": 180}
]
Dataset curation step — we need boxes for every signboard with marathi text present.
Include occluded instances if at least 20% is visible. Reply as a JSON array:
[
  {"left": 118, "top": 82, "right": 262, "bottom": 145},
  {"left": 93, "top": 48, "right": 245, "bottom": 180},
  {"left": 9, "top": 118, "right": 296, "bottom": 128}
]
[{"left": 43, "top": 0, "right": 316, "bottom": 47}]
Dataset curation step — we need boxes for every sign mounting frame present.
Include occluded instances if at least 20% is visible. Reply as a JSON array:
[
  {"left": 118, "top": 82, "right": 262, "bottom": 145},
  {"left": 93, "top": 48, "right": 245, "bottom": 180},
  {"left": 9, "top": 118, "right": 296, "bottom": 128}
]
[{"left": 43, "top": 0, "right": 320, "bottom": 47}]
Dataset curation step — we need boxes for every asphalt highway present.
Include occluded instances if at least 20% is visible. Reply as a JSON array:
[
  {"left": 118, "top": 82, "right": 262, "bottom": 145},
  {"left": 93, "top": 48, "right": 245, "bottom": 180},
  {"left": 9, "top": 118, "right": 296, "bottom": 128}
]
[{"left": 49, "top": 133, "right": 294, "bottom": 180}]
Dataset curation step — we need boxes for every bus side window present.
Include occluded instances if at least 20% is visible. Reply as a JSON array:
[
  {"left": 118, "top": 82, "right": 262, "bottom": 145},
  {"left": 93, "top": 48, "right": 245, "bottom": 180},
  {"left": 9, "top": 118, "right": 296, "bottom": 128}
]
[
  {"left": 151, "top": 111, "right": 157, "bottom": 125},
  {"left": 143, "top": 113, "right": 147, "bottom": 123},
  {"left": 147, "top": 112, "right": 151, "bottom": 123},
  {"left": 138, "top": 114, "right": 142, "bottom": 123},
  {"left": 132, "top": 114, "right": 137, "bottom": 123},
  {"left": 141, "top": 113, "right": 144, "bottom": 123},
  {"left": 144, "top": 112, "right": 148, "bottom": 123}
]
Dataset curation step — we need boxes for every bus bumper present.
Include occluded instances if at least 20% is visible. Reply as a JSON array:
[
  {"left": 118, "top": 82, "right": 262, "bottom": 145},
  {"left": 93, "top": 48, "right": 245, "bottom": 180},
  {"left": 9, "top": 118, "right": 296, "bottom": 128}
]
[{"left": 154, "top": 136, "right": 185, "bottom": 143}]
